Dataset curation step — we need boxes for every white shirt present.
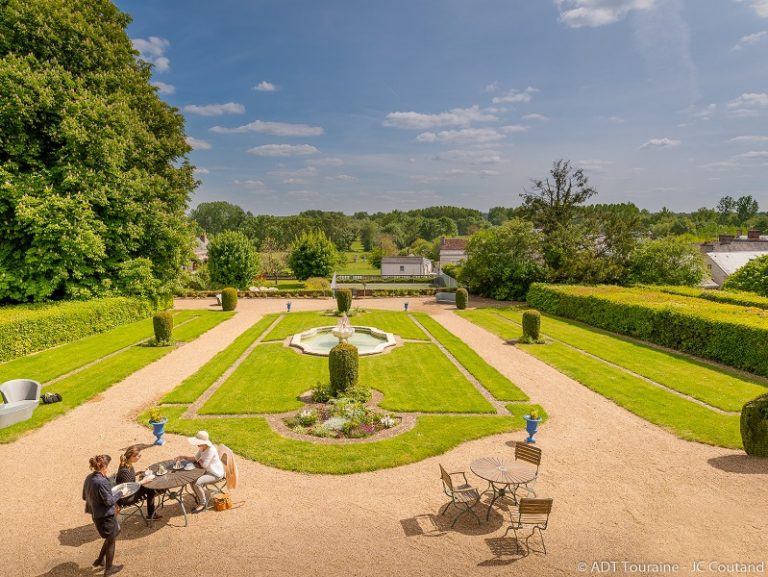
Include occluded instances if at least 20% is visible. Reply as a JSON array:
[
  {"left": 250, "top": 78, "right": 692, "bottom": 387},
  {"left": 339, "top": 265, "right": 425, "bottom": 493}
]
[{"left": 196, "top": 446, "right": 225, "bottom": 478}]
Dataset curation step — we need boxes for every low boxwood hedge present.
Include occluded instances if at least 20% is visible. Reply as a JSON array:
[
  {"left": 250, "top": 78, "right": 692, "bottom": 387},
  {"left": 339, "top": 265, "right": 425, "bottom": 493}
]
[
  {"left": 654, "top": 285, "right": 768, "bottom": 311},
  {"left": 526, "top": 283, "right": 768, "bottom": 377},
  {"left": 0, "top": 297, "right": 154, "bottom": 362}
]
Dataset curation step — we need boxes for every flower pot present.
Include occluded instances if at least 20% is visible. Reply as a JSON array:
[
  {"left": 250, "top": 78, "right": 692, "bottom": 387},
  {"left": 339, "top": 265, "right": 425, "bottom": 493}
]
[
  {"left": 149, "top": 417, "right": 168, "bottom": 446},
  {"left": 523, "top": 415, "right": 542, "bottom": 443}
]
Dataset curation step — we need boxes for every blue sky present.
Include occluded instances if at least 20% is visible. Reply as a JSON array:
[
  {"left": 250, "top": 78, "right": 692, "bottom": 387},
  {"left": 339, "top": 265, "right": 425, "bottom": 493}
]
[{"left": 116, "top": 0, "right": 768, "bottom": 215}]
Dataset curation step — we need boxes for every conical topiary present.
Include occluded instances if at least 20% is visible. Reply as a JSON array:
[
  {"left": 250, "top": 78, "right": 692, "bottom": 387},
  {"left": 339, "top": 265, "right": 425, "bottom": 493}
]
[
  {"left": 153, "top": 311, "right": 173, "bottom": 344},
  {"left": 741, "top": 393, "right": 768, "bottom": 457},
  {"left": 336, "top": 288, "right": 352, "bottom": 314},
  {"left": 521, "top": 309, "right": 541, "bottom": 343},
  {"left": 328, "top": 342, "right": 358, "bottom": 396}
]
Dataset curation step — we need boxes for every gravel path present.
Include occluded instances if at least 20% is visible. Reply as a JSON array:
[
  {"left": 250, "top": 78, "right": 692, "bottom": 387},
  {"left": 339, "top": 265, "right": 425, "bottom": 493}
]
[{"left": 1, "top": 296, "right": 766, "bottom": 577}]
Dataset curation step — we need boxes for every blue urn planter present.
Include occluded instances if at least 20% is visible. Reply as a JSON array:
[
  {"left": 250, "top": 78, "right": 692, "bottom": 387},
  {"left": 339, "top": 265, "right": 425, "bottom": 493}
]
[
  {"left": 149, "top": 417, "right": 168, "bottom": 446},
  {"left": 523, "top": 415, "right": 542, "bottom": 443}
]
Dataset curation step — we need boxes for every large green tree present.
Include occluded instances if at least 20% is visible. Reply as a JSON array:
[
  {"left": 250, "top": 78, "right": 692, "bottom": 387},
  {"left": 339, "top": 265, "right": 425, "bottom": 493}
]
[
  {"left": 190, "top": 201, "right": 247, "bottom": 236},
  {"left": 723, "top": 255, "right": 768, "bottom": 296},
  {"left": 208, "top": 231, "right": 260, "bottom": 289},
  {"left": 459, "top": 218, "right": 546, "bottom": 300},
  {"left": 288, "top": 230, "right": 338, "bottom": 280},
  {"left": 627, "top": 238, "right": 705, "bottom": 286},
  {"left": 0, "top": 0, "right": 195, "bottom": 302}
]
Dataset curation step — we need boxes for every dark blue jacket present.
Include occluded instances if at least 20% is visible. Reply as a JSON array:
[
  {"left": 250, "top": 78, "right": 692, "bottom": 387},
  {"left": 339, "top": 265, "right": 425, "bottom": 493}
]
[{"left": 82, "top": 472, "right": 117, "bottom": 519}]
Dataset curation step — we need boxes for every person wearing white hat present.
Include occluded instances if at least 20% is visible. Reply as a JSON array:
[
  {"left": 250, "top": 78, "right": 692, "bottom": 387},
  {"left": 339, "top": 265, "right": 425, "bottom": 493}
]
[{"left": 176, "top": 431, "right": 224, "bottom": 513}]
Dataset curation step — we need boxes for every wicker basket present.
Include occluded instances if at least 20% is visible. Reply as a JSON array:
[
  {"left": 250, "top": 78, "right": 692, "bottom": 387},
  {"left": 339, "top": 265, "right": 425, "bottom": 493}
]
[{"left": 213, "top": 493, "right": 232, "bottom": 511}]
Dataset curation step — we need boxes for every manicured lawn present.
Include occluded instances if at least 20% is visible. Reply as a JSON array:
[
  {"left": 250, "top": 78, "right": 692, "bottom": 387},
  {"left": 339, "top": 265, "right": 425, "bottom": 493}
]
[
  {"left": 0, "top": 310, "right": 233, "bottom": 443},
  {"left": 459, "top": 308, "right": 744, "bottom": 448},
  {"left": 519, "top": 341, "right": 742, "bottom": 448},
  {"left": 263, "top": 310, "right": 429, "bottom": 342},
  {"left": 360, "top": 343, "right": 495, "bottom": 413},
  {"left": 200, "top": 343, "right": 327, "bottom": 414},
  {"left": 0, "top": 310, "right": 205, "bottom": 385},
  {"left": 337, "top": 251, "right": 378, "bottom": 275},
  {"left": 493, "top": 308, "right": 767, "bottom": 411},
  {"left": 150, "top": 405, "right": 545, "bottom": 474},
  {"left": 163, "top": 314, "right": 278, "bottom": 404},
  {"left": 412, "top": 313, "right": 529, "bottom": 402}
]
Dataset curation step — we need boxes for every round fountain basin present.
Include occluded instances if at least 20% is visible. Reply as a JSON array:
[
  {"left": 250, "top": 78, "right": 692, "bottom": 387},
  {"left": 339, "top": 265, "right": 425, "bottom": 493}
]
[{"left": 290, "top": 326, "right": 396, "bottom": 356}]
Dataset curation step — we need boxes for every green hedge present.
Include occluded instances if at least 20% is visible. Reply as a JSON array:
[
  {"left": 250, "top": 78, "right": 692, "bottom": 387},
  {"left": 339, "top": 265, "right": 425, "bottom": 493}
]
[
  {"left": 654, "top": 285, "right": 768, "bottom": 311},
  {"left": 526, "top": 284, "right": 768, "bottom": 377},
  {"left": 0, "top": 297, "right": 154, "bottom": 362}
]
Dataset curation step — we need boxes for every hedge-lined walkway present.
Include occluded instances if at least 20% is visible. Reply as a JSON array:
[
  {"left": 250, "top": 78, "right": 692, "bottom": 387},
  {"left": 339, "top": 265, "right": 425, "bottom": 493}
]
[{"left": 0, "top": 297, "right": 765, "bottom": 577}]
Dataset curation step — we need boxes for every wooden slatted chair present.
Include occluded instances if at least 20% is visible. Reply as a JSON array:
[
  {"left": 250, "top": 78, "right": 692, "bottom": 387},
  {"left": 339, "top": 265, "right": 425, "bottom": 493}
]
[
  {"left": 513, "top": 443, "right": 542, "bottom": 498},
  {"left": 438, "top": 464, "right": 481, "bottom": 528},
  {"left": 505, "top": 498, "right": 553, "bottom": 555}
]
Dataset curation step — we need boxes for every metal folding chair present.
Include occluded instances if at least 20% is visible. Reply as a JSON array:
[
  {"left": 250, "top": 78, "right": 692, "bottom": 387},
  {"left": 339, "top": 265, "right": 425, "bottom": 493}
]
[
  {"left": 438, "top": 464, "right": 481, "bottom": 527},
  {"left": 505, "top": 498, "right": 553, "bottom": 555},
  {"left": 513, "top": 443, "right": 542, "bottom": 499}
]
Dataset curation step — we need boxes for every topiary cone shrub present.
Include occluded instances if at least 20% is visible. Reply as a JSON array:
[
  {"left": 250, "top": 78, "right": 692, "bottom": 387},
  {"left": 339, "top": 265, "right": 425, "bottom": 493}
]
[
  {"left": 221, "top": 287, "right": 238, "bottom": 311},
  {"left": 153, "top": 311, "right": 174, "bottom": 345},
  {"left": 521, "top": 309, "right": 542, "bottom": 343},
  {"left": 336, "top": 288, "right": 352, "bottom": 314},
  {"left": 329, "top": 342, "right": 358, "bottom": 396},
  {"left": 455, "top": 288, "right": 468, "bottom": 310},
  {"left": 741, "top": 393, "right": 768, "bottom": 457}
]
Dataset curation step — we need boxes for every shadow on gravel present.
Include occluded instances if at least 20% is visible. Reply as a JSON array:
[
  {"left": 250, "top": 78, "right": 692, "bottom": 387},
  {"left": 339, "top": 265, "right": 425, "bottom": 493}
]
[
  {"left": 708, "top": 453, "right": 768, "bottom": 474},
  {"left": 59, "top": 517, "right": 166, "bottom": 548},
  {"left": 35, "top": 561, "right": 97, "bottom": 577},
  {"left": 400, "top": 505, "right": 505, "bottom": 538},
  {"left": 478, "top": 536, "right": 528, "bottom": 566}
]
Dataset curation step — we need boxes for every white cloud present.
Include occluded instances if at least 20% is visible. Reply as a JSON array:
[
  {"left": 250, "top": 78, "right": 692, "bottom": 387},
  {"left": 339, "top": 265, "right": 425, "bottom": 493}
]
[
  {"left": 640, "top": 137, "right": 681, "bottom": 149},
  {"left": 416, "top": 128, "right": 505, "bottom": 144},
  {"left": 234, "top": 179, "right": 267, "bottom": 190},
  {"left": 445, "top": 169, "right": 500, "bottom": 177},
  {"left": 733, "top": 30, "right": 768, "bottom": 50},
  {"left": 254, "top": 81, "right": 277, "bottom": 92},
  {"left": 211, "top": 120, "right": 323, "bottom": 136},
  {"left": 432, "top": 149, "right": 503, "bottom": 164},
  {"left": 690, "top": 103, "right": 716, "bottom": 120},
  {"left": 727, "top": 93, "right": 768, "bottom": 114},
  {"left": 247, "top": 144, "right": 319, "bottom": 157},
  {"left": 268, "top": 166, "right": 318, "bottom": 179},
  {"left": 184, "top": 102, "right": 245, "bottom": 116},
  {"left": 555, "top": 0, "right": 655, "bottom": 28},
  {"left": 484, "top": 81, "right": 500, "bottom": 93},
  {"left": 185, "top": 136, "right": 212, "bottom": 150},
  {"left": 733, "top": 150, "right": 768, "bottom": 160},
  {"left": 152, "top": 81, "right": 175, "bottom": 95},
  {"left": 193, "top": 167, "right": 210, "bottom": 175},
  {"left": 326, "top": 174, "right": 358, "bottom": 182},
  {"left": 491, "top": 87, "right": 538, "bottom": 104},
  {"left": 735, "top": 0, "right": 768, "bottom": 18},
  {"left": 500, "top": 124, "right": 531, "bottom": 133},
  {"left": 578, "top": 159, "right": 613, "bottom": 172},
  {"left": 383, "top": 105, "right": 497, "bottom": 129},
  {"left": 727, "top": 135, "right": 768, "bottom": 143},
  {"left": 605, "top": 116, "right": 625, "bottom": 124},
  {"left": 523, "top": 113, "right": 550, "bottom": 121},
  {"left": 132, "top": 37, "right": 171, "bottom": 73},
  {"left": 307, "top": 157, "right": 344, "bottom": 167}
]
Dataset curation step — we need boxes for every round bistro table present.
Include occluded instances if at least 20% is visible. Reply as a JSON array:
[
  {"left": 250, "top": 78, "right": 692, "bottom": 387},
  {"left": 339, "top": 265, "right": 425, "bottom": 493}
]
[
  {"left": 143, "top": 460, "right": 205, "bottom": 527},
  {"left": 470, "top": 456, "right": 537, "bottom": 520}
]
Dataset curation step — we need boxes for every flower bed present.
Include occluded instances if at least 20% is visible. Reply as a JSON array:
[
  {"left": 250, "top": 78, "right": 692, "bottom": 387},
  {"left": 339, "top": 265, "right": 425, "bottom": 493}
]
[{"left": 283, "top": 397, "right": 399, "bottom": 439}]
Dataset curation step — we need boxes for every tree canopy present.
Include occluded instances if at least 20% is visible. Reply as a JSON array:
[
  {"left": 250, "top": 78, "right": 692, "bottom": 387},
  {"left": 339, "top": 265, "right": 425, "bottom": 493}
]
[
  {"left": 0, "top": 0, "right": 195, "bottom": 302},
  {"left": 288, "top": 230, "right": 338, "bottom": 280},
  {"left": 208, "top": 231, "right": 260, "bottom": 289},
  {"left": 723, "top": 255, "right": 768, "bottom": 296}
]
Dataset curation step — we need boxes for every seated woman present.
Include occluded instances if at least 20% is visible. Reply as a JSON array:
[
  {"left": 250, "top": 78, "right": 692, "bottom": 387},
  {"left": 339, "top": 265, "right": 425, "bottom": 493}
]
[
  {"left": 176, "top": 430, "right": 224, "bottom": 513},
  {"left": 115, "top": 447, "right": 161, "bottom": 521}
]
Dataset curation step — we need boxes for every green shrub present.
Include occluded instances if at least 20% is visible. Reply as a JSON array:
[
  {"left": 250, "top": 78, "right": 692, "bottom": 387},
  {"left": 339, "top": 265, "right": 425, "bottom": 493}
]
[
  {"left": 153, "top": 311, "right": 174, "bottom": 344},
  {"left": 521, "top": 309, "right": 542, "bottom": 343},
  {"left": 305, "top": 277, "right": 330, "bottom": 290},
  {"left": 221, "top": 287, "right": 238, "bottom": 311},
  {"left": 0, "top": 297, "right": 154, "bottom": 362},
  {"left": 526, "top": 283, "right": 768, "bottom": 376},
  {"left": 336, "top": 288, "right": 352, "bottom": 313},
  {"left": 741, "top": 393, "right": 768, "bottom": 457},
  {"left": 328, "top": 342, "right": 359, "bottom": 396},
  {"left": 724, "top": 254, "right": 768, "bottom": 297},
  {"left": 655, "top": 285, "right": 768, "bottom": 310},
  {"left": 311, "top": 382, "right": 333, "bottom": 403},
  {"left": 455, "top": 288, "right": 468, "bottom": 310}
]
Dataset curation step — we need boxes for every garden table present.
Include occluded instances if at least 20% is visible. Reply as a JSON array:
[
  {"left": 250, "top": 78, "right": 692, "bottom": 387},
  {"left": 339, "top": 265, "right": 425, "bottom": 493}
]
[
  {"left": 143, "top": 459, "right": 204, "bottom": 527},
  {"left": 470, "top": 456, "right": 537, "bottom": 520}
]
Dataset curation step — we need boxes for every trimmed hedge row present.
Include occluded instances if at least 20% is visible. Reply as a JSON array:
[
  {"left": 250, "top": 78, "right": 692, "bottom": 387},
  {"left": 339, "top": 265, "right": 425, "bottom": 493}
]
[
  {"left": 0, "top": 297, "right": 154, "bottom": 362},
  {"left": 526, "top": 283, "right": 768, "bottom": 377},
  {"left": 179, "top": 288, "right": 439, "bottom": 298},
  {"left": 654, "top": 285, "right": 768, "bottom": 311}
]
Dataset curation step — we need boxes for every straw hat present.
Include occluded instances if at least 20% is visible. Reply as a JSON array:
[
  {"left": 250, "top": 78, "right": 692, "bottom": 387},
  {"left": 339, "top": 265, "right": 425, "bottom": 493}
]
[{"left": 187, "top": 430, "right": 213, "bottom": 448}]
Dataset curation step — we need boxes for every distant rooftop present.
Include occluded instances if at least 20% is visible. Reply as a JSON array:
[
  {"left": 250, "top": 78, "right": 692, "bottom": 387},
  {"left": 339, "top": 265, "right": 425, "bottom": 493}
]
[
  {"left": 440, "top": 238, "right": 468, "bottom": 251},
  {"left": 707, "top": 251, "right": 768, "bottom": 276}
]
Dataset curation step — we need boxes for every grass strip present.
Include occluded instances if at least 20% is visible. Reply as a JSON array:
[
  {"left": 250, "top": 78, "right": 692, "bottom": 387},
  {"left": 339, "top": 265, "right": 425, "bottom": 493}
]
[
  {"left": 360, "top": 343, "right": 496, "bottom": 413},
  {"left": 413, "top": 313, "right": 528, "bottom": 401},
  {"left": 145, "top": 405, "right": 545, "bottom": 474},
  {"left": 162, "top": 314, "right": 278, "bottom": 405},
  {"left": 263, "top": 310, "right": 428, "bottom": 342},
  {"left": 0, "top": 310, "right": 202, "bottom": 385},
  {"left": 518, "top": 341, "right": 742, "bottom": 448},
  {"left": 494, "top": 308, "right": 767, "bottom": 412},
  {"left": 0, "top": 311, "right": 232, "bottom": 443}
]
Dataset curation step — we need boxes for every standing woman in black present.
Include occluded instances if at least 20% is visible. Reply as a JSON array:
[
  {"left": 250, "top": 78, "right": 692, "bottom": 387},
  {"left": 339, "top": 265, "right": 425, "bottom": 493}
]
[{"left": 82, "top": 454, "right": 123, "bottom": 576}]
